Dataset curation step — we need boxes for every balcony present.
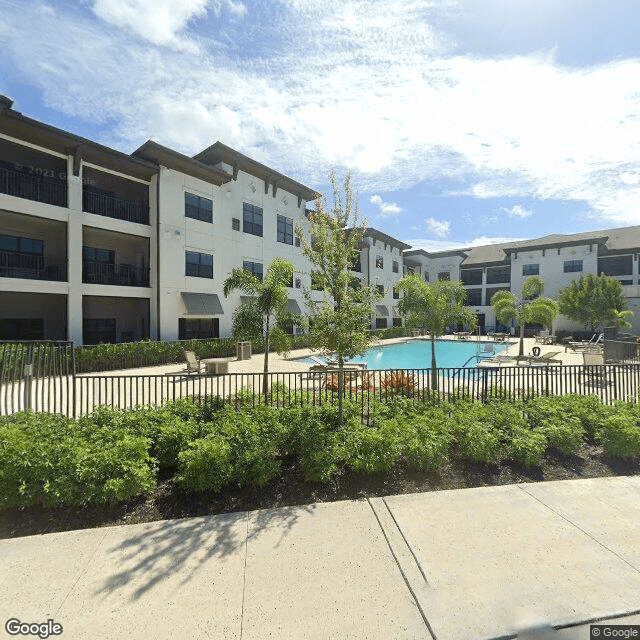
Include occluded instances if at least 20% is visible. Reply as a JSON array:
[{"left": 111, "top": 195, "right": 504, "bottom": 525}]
[
  {"left": 83, "top": 187, "right": 149, "bottom": 225},
  {"left": 83, "top": 261, "right": 150, "bottom": 287},
  {"left": 0, "top": 165, "right": 67, "bottom": 207},
  {"left": 0, "top": 250, "right": 67, "bottom": 281}
]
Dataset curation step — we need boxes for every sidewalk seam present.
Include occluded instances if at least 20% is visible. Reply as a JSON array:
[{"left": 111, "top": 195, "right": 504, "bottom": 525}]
[
  {"left": 366, "top": 498, "right": 437, "bottom": 640},
  {"left": 55, "top": 528, "right": 110, "bottom": 617},
  {"left": 517, "top": 484, "right": 640, "bottom": 575},
  {"left": 382, "top": 497, "right": 430, "bottom": 585},
  {"left": 239, "top": 511, "right": 249, "bottom": 640}
]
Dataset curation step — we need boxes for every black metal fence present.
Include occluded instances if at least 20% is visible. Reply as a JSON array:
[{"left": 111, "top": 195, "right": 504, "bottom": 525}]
[
  {"left": 0, "top": 250, "right": 67, "bottom": 281},
  {"left": 2, "top": 364, "right": 639, "bottom": 419},
  {"left": 82, "top": 260, "right": 150, "bottom": 287},
  {"left": 82, "top": 190, "right": 149, "bottom": 225},
  {"left": 0, "top": 165, "right": 67, "bottom": 207}
]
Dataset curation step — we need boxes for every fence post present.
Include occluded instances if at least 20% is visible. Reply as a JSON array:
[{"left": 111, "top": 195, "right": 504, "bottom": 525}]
[{"left": 23, "top": 363, "right": 33, "bottom": 412}]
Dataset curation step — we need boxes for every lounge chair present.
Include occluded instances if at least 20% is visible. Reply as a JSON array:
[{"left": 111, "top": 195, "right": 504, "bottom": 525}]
[
  {"left": 183, "top": 349, "right": 202, "bottom": 374},
  {"left": 565, "top": 333, "right": 603, "bottom": 352},
  {"left": 535, "top": 330, "right": 549, "bottom": 343},
  {"left": 582, "top": 351, "right": 608, "bottom": 385},
  {"left": 524, "top": 351, "right": 562, "bottom": 365}
]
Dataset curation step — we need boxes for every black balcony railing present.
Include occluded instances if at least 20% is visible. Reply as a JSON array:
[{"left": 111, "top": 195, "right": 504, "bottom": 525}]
[
  {"left": 83, "top": 260, "right": 150, "bottom": 287},
  {"left": 0, "top": 250, "right": 67, "bottom": 281},
  {"left": 83, "top": 189, "right": 149, "bottom": 225},
  {"left": 0, "top": 166, "right": 67, "bottom": 207}
]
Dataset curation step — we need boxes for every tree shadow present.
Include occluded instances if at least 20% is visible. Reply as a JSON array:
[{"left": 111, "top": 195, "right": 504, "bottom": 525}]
[{"left": 95, "top": 503, "right": 315, "bottom": 601}]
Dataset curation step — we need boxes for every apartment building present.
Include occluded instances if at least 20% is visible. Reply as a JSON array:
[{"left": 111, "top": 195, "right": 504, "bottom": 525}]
[
  {"left": 3, "top": 95, "right": 640, "bottom": 343},
  {"left": 0, "top": 96, "right": 317, "bottom": 344},
  {"left": 404, "top": 228, "right": 640, "bottom": 335}
]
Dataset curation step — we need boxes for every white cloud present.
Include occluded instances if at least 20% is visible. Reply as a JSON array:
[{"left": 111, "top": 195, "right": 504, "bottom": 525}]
[
  {"left": 3, "top": 1, "right": 640, "bottom": 225},
  {"left": 92, "top": 0, "right": 224, "bottom": 50},
  {"left": 406, "top": 235, "right": 528, "bottom": 253},
  {"left": 369, "top": 194, "right": 402, "bottom": 217},
  {"left": 426, "top": 218, "right": 451, "bottom": 237},
  {"left": 502, "top": 204, "right": 533, "bottom": 218}
]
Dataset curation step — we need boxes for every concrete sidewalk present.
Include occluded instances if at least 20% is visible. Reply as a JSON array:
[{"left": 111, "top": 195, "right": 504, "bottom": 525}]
[{"left": 1, "top": 477, "right": 640, "bottom": 639}]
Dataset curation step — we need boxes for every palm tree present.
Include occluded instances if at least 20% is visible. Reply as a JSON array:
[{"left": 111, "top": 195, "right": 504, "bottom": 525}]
[
  {"left": 491, "top": 276, "right": 558, "bottom": 358},
  {"left": 223, "top": 257, "right": 295, "bottom": 396},
  {"left": 397, "top": 274, "right": 477, "bottom": 390}
]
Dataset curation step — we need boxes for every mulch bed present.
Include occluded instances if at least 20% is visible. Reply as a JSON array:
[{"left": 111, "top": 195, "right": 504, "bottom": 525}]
[{"left": 2, "top": 446, "right": 639, "bottom": 539}]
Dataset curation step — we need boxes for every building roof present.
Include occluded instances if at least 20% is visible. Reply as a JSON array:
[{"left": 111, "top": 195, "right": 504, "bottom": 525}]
[
  {"left": 405, "top": 225, "right": 640, "bottom": 267},
  {"left": 0, "top": 95, "right": 158, "bottom": 181},
  {"left": 132, "top": 140, "right": 232, "bottom": 186},
  {"left": 361, "top": 227, "right": 412, "bottom": 251},
  {"left": 194, "top": 141, "right": 319, "bottom": 203}
]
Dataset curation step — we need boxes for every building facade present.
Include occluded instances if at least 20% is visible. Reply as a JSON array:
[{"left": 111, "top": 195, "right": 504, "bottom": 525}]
[{"left": 2, "top": 95, "right": 640, "bottom": 344}]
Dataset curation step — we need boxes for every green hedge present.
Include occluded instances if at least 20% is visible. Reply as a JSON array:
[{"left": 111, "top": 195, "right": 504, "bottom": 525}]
[{"left": 1, "top": 393, "right": 638, "bottom": 510}]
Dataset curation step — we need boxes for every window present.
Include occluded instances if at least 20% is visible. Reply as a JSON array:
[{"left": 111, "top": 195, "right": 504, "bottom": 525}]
[
  {"left": 295, "top": 278, "right": 301, "bottom": 288},
  {"left": 376, "top": 284, "right": 384, "bottom": 296},
  {"left": 232, "top": 218, "right": 240, "bottom": 231},
  {"left": 295, "top": 236, "right": 301, "bottom": 247},
  {"left": 185, "top": 251, "right": 213, "bottom": 278},
  {"left": 0, "top": 318, "right": 44, "bottom": 340},
  {"left": 392, "top": 317, "right": 402, "bottom": 327},
  {"left": 376, "top": 255, "right": 384, "bottom": 269},
  {"left": 438, "top": 271, "right": 450, "bottom": 281},
  {"left": 564, "top": 260, "right": 583, "bottom": 273},
  {"left": 465, "top": 288, "right": 482, "bottom": 306},
  {"left": 392, "top": 260, "right": 399, "bottom": 273},
  {"left": 350, "top": 254, "right": 362, "bottom": 272},
  {"left": 277, "top": 215, "right": 294, "bottom": 245},
  {"left": 179, "top": 318, "right": 219, "bottom": 340},
  {"left": 376, "top": 318, "right": 388, "bottom": 329},
  {"left": 393, "top": 287, "right": 400, "bottom": 300},
  {"left": 83, "top": 246, "right": 114, "bottom": 263},
  {"left": 424, "top": 272, "right": 429, "bottom": 282},
  {"left": 0, "top": 235, "right": 44, "bottom": 255},
  {"left": 243, "top": 260, "right": 263, "bottom": 281},
  {"left": 486, "top": 266, "right": 511, "bottom": 284},
  {"left": 243, "top": 203, "right": 263, "bottom": 237},
  {"left": 83, "top": 318, "right": 116, "bottom": 345},
  {"left": 460, "top": 269, "right": 482, "bottom": 285},
  {"left": 620, "top": 279, "right": 633, "bottom": 285},
  {"left": 598, "top": 255, "right": 632, "bottom": 276},
  {"left": 522, "top": 263, "right": 539, "bottom": 276},
  {"left": 185, "top": 192, "right": 213, "bottom": 223}
]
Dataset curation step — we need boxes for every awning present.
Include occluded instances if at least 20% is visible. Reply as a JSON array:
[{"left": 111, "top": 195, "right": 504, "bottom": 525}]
[
  {"left": 392, "top": 306, "right": 401, "bottom": 317},
  {"left": 287, "top": 298, "right": 302, "bottom": 314},
  {"left": 181, "top": 292, "right": 224, "bottom": 315},
  {"left": 375, "top": 304, "right": 389, "bottom": 317}
]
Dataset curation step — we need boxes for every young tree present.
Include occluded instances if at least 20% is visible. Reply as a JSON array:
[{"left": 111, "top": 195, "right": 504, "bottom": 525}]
[
  {"left": 558, "top": 273, "right": 631, "bottom": 333},
  {"left": 223, "top": 257, "right": 299, "bottom": 397},
  {"left": 397, "top": 274, "right": 477, "bottom": 390},
  {"left": 297, "top": 171, "right": 378, "bottom": 420},
  {"left": 491, "top": 276, "right": 558, "bottom": 358}
]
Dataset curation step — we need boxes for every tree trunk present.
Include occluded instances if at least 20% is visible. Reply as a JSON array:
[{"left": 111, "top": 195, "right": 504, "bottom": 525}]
[
  {"left": 337, "top": 353, "right": 345, "bottom": 426},
  {"left": 430, "top": 333, "right": 438, "bottom": 392},
  {"left": 262, "top": 318, "right": 270, "bottom": 398},
  {"left": 518, "top": 322, "right": 525, "bottom": 358}
]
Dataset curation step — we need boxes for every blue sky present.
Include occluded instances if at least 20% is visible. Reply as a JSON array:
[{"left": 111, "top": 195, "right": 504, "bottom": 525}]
[{"left": 1, "top": 0, "right": 640, "bottom": 251}]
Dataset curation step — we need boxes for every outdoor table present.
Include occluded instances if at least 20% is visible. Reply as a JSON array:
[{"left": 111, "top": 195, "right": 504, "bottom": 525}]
[{"left": 201, "top": 357, "right": 234, "bottom": 374}]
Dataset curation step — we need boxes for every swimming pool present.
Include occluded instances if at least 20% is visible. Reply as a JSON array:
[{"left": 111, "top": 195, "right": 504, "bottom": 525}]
[{"left": 297, "top": 339, "right": 511, "bottom": 370}]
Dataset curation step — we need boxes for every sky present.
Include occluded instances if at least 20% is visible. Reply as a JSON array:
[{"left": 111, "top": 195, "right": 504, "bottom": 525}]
[{"left": 1, "top": 0, "right": 640, "bottom": 252}]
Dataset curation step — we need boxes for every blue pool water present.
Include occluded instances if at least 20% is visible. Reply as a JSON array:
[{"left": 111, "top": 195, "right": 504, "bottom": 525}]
[{"left": 297, "top": 339, "right": 510, "bottom": 370}]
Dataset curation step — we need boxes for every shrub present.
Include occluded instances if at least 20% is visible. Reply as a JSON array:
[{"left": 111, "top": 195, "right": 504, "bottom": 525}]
[
  {"left": 449, "top": 401, "right": 502, "bottom": 463},
  {"left": 279, "top": 402, "right": 357, "bottom": 482},
  {"left": 177, "top": 436, "right": 233, "bottom": 492},
  {"left": 526, "top": 396, "right": 585, "bottom": 455},
  {"left": 346, "top": 421, "right": 402, "bottom": 474},
  {"left": 0, "top": 411, "right": 155, "bottom": 508},
  {"left": 400, "top": 409, "right": 453, "bottom": 470},
  {"left": 506, "top": 429, "right": 547, "bottom": 467},
  {"left": 596, "top": 405, "right": 640, "bottom": 458}
]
